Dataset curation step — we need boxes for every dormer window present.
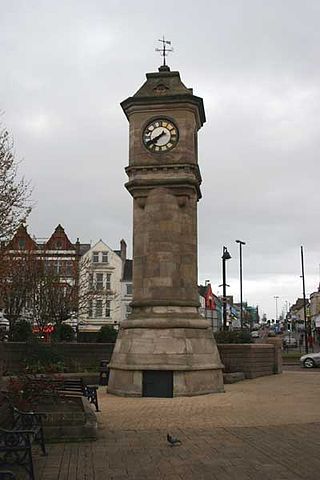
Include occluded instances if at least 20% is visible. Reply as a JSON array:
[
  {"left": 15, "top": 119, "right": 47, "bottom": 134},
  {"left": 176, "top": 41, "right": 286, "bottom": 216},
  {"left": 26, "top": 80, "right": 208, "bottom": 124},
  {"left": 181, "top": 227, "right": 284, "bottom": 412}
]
[
  {"left": 102, "top": 252, "right": 108, "bottom": 263},
  {"left": 92, "top": 252, "right": 99, "bottom": 263},
  {"left": 56, "top": 240, "right": 62, "bottom": 250}
]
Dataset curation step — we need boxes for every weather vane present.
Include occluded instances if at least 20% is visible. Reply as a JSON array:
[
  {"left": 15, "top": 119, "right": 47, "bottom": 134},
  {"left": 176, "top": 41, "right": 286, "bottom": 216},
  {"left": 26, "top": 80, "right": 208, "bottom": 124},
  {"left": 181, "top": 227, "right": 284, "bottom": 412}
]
[{"left": 156, "top": 36, "right": 173, "bottom": 68}]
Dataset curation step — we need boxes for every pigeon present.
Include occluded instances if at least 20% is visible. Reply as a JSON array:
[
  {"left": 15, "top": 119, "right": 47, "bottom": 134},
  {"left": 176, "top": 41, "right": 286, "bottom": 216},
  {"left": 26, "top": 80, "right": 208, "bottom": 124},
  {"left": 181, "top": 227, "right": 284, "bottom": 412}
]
[{"left": 167, "top": 433, "right": 182, "bottom": 446}]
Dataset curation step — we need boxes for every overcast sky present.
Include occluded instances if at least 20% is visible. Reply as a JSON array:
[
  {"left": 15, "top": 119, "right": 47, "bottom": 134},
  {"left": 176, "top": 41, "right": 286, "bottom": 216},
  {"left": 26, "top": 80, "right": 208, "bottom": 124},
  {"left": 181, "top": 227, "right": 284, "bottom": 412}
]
[{"left": 1, "top": 0, "right": 320, "bottom": 319}]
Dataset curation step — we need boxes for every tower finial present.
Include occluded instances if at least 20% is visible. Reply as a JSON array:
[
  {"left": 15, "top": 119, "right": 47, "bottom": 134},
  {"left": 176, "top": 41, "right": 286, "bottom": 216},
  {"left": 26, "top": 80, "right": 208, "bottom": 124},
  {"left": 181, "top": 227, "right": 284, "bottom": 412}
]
[{"left": 156, "top": 36, "right": 173, "bottom": 71}]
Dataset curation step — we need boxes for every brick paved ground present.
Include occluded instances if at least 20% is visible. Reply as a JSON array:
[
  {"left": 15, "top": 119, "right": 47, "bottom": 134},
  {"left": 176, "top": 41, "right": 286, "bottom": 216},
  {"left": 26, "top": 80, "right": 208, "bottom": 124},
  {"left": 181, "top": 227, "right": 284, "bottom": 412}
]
[{"left": 32, "top": 371, "right": 320, "bottom": 480}]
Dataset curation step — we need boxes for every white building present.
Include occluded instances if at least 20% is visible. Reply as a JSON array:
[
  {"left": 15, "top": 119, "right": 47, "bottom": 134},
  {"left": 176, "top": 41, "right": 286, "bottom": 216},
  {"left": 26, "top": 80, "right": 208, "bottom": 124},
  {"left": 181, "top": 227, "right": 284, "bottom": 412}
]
[
  {"left": 121, "top": 257, "right": 133, "bottom": 321},
  {"left": 79, "top": 239, "right": 132, "bottom": 334}
]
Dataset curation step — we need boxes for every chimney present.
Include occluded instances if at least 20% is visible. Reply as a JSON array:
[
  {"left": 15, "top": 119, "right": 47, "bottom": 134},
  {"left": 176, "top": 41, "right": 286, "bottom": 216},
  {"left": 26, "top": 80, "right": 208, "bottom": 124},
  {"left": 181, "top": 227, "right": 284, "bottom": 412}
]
[
  {"left": 120, "top": 239, "right": 127, "bottom": 263},
  {"left": 75, "top": 237, "right": 80, "bottom": 257}
]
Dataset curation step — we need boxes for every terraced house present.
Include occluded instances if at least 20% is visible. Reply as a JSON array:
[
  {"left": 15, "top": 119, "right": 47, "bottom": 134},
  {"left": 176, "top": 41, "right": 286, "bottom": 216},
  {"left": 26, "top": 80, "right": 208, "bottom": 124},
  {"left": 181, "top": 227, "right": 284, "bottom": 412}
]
[{"left": 0, "top": 225, "right": 132, "bottom": 336}]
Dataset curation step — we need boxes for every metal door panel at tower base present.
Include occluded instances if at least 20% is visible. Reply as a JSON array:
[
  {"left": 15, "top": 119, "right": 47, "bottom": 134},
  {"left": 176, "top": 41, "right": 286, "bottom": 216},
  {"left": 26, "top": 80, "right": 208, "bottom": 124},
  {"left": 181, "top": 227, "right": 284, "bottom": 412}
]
[{"left": 142, "top": 370, "right": 173, "bottom": 398}]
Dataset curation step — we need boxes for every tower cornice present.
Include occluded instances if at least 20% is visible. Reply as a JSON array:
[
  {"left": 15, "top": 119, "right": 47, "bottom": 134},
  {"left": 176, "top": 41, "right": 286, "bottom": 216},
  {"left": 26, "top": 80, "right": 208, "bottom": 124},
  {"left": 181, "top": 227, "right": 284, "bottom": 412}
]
[{"left": 121, "top": 94, "right": 206, "bottom": 128}]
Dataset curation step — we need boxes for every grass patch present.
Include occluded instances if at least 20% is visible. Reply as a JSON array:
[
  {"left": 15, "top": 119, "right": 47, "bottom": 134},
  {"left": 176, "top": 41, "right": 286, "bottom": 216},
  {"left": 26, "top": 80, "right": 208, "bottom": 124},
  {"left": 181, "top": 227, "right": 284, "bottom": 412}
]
[{"left": 282, "top": 351, "right": 302, "bottom": 360}]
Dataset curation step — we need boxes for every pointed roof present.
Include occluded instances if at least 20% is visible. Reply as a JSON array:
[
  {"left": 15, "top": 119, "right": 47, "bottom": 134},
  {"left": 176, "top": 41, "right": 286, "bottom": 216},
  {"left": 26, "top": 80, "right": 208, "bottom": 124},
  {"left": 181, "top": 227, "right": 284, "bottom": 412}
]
[
  {"left": 45, "top": 224, "right": 74, "bottom": 250},
  {"left": 89, "top": 239, "right": 113, "bottom": 252},
  {"left": 134, "top": 69, "right": 192, "bottom": 98},
  {"left": 121, "top": 67, "right": 206, "bottom": 127},
  {"left": 6, "top": 224, "right": 37, "bottom": 250}
]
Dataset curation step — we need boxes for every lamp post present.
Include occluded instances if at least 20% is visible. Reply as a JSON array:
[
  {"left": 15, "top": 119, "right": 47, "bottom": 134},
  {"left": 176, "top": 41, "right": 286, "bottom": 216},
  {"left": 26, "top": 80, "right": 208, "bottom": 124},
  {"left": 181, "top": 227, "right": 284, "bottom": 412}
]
[
  {"left": 300, "top": 245, "right": 308, "bottom": 354},
  {"left": 274, "top": 296, "right": 279, "bottom": 326},
  {"left": 221, "top": 246, "right": 232, "bottom": 331},
  {"left": 236, "top": 240, "right": 246, "bottom": 329}
]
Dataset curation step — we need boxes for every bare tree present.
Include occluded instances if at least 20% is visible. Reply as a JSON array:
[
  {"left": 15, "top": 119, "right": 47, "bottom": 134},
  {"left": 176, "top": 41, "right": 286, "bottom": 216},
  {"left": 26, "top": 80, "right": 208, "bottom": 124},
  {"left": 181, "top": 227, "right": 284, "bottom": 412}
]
[
  {"left": 28, "top": 262, "right": 78, "bottom": 329},
  {"left": 0, "top": 250, "right": 97, "bottom": 330},
  {"left": 0, "top": 124, "right": 32, "bottom": 242},
  {"left": 0, "top": 251, "right": 39, "bottom": 328}
]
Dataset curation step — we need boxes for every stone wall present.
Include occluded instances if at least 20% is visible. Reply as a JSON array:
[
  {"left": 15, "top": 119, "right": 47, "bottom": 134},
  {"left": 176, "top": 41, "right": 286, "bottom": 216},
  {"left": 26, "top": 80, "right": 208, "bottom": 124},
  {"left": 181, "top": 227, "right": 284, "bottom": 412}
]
[
  {"left": 1, "top": 342, "right": 114, "bottom": 375},
  {"left": 0, "top": 342, "right": 281, "bottom": 378},
  {"left": 218, "top": 343, "right": 282, "bottom": 379}
]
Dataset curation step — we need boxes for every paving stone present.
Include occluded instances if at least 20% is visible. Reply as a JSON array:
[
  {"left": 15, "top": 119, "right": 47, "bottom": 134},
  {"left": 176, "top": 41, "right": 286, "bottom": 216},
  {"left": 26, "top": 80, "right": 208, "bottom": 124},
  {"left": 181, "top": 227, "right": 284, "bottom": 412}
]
[{"left": 33, "top": 371, "right": 320, "bottom": 479}]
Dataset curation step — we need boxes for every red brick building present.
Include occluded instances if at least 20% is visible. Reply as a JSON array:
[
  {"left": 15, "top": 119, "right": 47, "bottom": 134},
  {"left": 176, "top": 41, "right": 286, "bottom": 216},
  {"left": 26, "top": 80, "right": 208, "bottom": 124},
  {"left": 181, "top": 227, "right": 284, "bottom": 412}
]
[{"left": 0, "top": 224, "right": 90, "bottom": 326}]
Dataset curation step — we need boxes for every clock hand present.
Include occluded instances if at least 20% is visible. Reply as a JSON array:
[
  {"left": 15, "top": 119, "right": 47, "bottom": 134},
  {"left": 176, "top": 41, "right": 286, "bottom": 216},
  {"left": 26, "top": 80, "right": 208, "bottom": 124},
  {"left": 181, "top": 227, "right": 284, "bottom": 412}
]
[
  {"left": 146, "top": 129, "right": 166, "bottom": 145},
  {"left": 146, "top": 133, "right": 163, "bottom": 146}
]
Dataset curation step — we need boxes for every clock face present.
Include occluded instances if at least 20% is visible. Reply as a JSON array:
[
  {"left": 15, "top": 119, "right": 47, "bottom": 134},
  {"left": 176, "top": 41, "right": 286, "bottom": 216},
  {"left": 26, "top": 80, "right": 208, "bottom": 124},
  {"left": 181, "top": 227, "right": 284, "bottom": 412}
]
[{"left": 143, "top": 119, "right": 178, "bottom": 153}]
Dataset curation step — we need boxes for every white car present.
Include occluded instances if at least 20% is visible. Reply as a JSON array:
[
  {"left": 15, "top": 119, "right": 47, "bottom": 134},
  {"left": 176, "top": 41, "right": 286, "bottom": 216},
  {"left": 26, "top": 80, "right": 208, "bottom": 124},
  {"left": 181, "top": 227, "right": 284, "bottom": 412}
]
[
  {"left": 251, "top": 331, "right": 259, "bottom": 339},
  {"left": 283, "top": 336, "right": 298, "bottom": 348},
  {"left": 300, "top": 352, "right": 320, "bottom": 368}
]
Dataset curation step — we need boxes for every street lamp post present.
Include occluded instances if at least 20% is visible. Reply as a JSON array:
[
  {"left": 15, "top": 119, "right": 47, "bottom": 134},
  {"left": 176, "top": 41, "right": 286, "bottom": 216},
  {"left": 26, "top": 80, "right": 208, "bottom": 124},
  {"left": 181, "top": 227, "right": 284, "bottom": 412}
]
[
  {"left": 221, "top": 246, "right": 232, "bottom": 331},
  {"left": 274, "top": 296, "right": 279, "bottom": 327},
  {"left": 236, "top": 240, "right": 246, "bottom": 329},
  {"left": 300, "top": 245, "right": 308, "bottom": 354}
]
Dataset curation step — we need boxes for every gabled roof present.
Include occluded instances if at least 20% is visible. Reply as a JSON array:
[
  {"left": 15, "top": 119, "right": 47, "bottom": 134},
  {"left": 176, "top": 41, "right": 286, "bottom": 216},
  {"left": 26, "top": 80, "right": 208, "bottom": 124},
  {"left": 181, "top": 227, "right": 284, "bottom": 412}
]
[
  {"left": 45, "top": 224, "right": 74, "bottom": 250},
  {"left": 88, "top": 239, "right": 115, "bottom": 253},
  {"left": 6, "top": 224, "right": 37, "bottom": 250}
]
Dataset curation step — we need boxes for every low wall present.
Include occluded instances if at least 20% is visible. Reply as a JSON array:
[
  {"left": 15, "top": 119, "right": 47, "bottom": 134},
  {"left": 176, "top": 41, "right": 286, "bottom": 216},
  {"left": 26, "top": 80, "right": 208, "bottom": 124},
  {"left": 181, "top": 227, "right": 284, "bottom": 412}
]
[
  {"left": 1, "top": 342, "right": 281, "bottom": 379},
  {"left": 217, "top": 343, "right": 282, "bottom": 378},
  {"left": 1, "top": 342, "right": 114, "bottom": 375}
]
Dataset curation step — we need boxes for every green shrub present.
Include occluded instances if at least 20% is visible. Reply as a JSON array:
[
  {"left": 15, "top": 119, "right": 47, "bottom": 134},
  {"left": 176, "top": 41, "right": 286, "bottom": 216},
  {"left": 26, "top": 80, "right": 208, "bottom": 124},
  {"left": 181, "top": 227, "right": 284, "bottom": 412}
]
[
  {"left": 10, "top": 320, "right": 34, "bottom": 342},
  {"left": 96, "top": 325, "right": 118, "bottom": 343},
  {"left": 24, "top": 340, "right": 65, "bottom": 374},
  {"left": 52, "top": 323, "right": 75, "bottom": 342},
  {"left": 214, "top": 329, "right": 253, "bottom": 344}
]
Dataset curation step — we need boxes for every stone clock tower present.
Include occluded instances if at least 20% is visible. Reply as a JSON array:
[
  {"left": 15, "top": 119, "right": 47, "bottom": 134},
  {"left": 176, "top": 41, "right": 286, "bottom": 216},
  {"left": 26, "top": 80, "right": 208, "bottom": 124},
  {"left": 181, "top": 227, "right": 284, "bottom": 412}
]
[{"left": 108, "top": 59, "right": 224, "bottom": 397}]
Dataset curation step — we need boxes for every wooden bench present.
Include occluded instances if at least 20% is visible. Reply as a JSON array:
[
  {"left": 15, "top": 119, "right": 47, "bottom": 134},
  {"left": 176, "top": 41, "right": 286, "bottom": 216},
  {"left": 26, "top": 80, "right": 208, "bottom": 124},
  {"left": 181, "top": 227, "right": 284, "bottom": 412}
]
[
  {"left": 0, "top": 393, "right": 47, "bottom": 480},
  {"left": 57, "top": 378, "right": 99, "bottom": 412}
]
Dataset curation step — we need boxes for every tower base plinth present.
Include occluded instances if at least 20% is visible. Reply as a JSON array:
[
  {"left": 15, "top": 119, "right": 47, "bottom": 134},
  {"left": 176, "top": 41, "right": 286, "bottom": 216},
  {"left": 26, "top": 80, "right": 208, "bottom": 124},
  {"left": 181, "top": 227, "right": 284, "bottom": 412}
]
[{"left": 108, "top": 318, "right": 224, "bottom": 397}]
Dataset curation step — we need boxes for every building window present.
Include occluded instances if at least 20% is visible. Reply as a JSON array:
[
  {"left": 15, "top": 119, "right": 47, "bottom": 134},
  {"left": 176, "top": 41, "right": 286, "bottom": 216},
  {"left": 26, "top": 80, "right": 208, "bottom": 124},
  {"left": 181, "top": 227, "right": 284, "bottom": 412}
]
[
  {"left": 52, "top": 260, "right": 61, "bottom": 274},
  {"left": 106, "top": 273, "right": 111, "bottom": 291},
  {"left": 102, "top": 252, "right": 108, "bottom": 263},
  {"left": 126, "top": 284, "right": 132, "bottom": 295},
  {"left": 96, "top": 273, "right": 103, "bottom": 291},
  {"left": 92, "top": 252, "right": 99, "bottom": 263},
  {"left": 65, "top": 260, "right": 73, "bottom": 276},
  {"left": 105, "top": 300, "right": 111, "bottom": 317},
  {"left": 18, "top": 239, "right": 26, "bottom": 250},
  {"left": 56, "top": 240, "right": 62, "bottom": 249},
  {"left": 95, "top": 299, "right": 103, "bottom": 318}
]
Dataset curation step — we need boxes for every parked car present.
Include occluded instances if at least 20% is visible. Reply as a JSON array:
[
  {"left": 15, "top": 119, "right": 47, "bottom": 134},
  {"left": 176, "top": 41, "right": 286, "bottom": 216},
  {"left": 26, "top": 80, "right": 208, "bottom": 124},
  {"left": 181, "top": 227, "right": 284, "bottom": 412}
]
[
  {"left": 282, "top": 336, "right": 297, "bottom": 348},
  {"left": 251, "top": 331, "right": 260, "bottom": 339},
  {"left": 300, "top": 352, "right": 320, "bottom": 368}
]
